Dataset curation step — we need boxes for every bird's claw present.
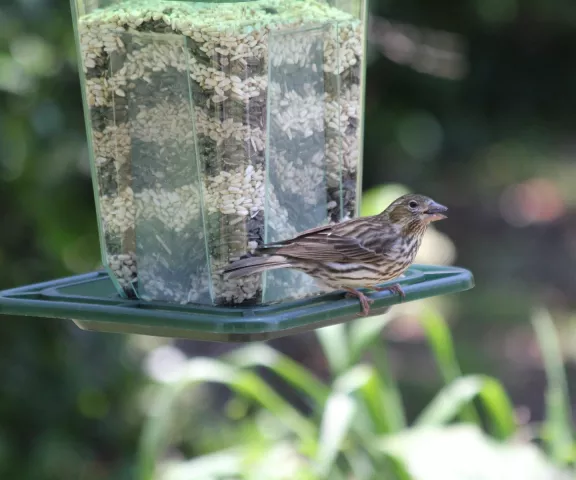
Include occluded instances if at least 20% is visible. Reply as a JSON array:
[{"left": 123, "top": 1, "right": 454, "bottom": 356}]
[
  {"left": 371, "top": 283, "right": 406, "bottom": 300},
  {"left": 344, "top": 283, "right": 406, "bottom": 316},
  {"left": 344, "top": 289, "right": 374, "bottom": 316}
]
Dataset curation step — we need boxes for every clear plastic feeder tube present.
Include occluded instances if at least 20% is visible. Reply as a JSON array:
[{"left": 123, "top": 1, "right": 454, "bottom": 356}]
[{"left": 70, "top": 0, "right": 367, "bottom": 305}]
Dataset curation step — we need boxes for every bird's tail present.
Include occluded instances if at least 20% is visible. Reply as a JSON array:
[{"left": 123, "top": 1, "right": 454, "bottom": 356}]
[{"left": 222, "top": 255, "right": 291, "bottom": 279}]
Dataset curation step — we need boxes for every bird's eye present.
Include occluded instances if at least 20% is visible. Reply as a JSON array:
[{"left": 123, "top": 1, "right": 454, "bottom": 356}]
[{"left": 408, "top": 201, "right": 418, "bottom": 209}]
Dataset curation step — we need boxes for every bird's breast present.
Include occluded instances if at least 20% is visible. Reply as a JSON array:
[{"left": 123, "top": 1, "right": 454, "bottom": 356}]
[{"left": 389, "top": 235, "right": 421, "bottom": 261}]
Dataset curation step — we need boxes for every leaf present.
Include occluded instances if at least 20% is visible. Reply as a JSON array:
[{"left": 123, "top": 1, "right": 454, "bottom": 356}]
[
  {"left": 160, "top": 449, "right": 243, "bottom": 480},
  {"left": 225, "top": 344, "right": 330, "bottom": 406},
  {"left": 419, "top": 308, "right": 461, "bottom": 382},
  {"left": 232, "top": 370, "right": 317, "bottom": 443},
  {"left": 414, "top": 375, "right": 516, "bottom": 440},
  {"left": 137, "top": 358, "right": 317, "bottom": 479},
  {"left": 349, "top": 312, "right": 394, "bottom": 363},
  {"left": 380, "top": 452, "right": 415, "bottom": 480},
  {"left": 331, "top": 365, "right": 412, "bottom": 478},
  {"left": 479, "top": 375, "right": 518, "bottom": 440},
  {"left": 369, "top": 346, "right": 406, "bottom": 432},
  {"left": 341, "top": 446, "right": 379, "bottom": 480},
  {"left": 317, "top": 323, "right": 351, "bottom": 375},
  {"left": 335, "top": 364, "right": 404, "bottom": 435},
  {"left": 138, "top": 359, "right": 236, "bottom": 480},
  {"left": 316, "top": 393, "right": 357, "bottom": 478},
  {"left": 379, "top": 425, "right": 571, "bottom": 480},
  {"left": 532, "top": 308, "right": 575, "bottom": 465},
  {"left": 418, "top": 307, "right": 480, "bottom": 425}
]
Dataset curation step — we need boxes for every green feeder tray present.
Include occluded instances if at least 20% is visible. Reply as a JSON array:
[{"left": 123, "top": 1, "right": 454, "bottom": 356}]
[{"left": 0, "top": 264, "right": 473, "bottom": 342}]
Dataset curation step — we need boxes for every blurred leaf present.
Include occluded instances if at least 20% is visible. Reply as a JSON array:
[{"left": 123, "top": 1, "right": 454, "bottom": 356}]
[
  {"left": 414, "top": 376, "right": 480, "bottom": 426},
  {"left": 138, "top": 358, "right": 318, "bottom": 480},
  {"left": 532, "top": 308, "right": 575, "bottom": 465},
  {"left": 349, "top": 312, "right": 394, "bottom": 363},
  {"left": 379, "top": 452, "right": 415, "bottom": 480},
  {"left": 232, "top": 370, "right": 317, "bottom": 444},
  {"left": 347, "top": 310, "right": 406, "bottom": 431},
  {"left": 419, "top": 308, "right": 461, "bottom": 382},
  {"left": 419, "top": 308, "right": 480, "bottom": 425},
  {"left": 138, "top": 359, "right": 236, "bottom": 480},
  {"left": 225, "top": 344, "right": 330, "bottom": 406},
  {"left": 335, "top": 364, "right": 403, "bottom": 435},
  {"left": 317, "top": 324, "right": 351, "bottom": 375},
  {"left": 369, "top": 347, "right": 406, "bottom": 432},
  {"left": 243, "top": 442, "right": 317, "bottom": 480},
  {"left": 334, "top": 364, "right": 374, "bottom": 396},
  {"left": 340, "top": 446, "right": 378, "bottom": 480},
  {"left": 415, "top": 375, "right": 516, "bottom": 440},
  {"left": 479, "top": 376, "right": 518, "bottom": 440},
  {"left": 161, "top": 442, "right": 318, "bottom": 480},
  {"left": 316, "top": 393, "right": 356, "bottom": 478},
  {"left": 379, "top": 425, "right": 571, "bottom": 480},
  {"left": 160, "top": 449, "right": 242, "bottom": 480}
]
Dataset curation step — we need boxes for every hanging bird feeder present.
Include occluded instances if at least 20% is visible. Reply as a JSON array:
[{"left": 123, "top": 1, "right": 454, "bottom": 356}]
[{"left": 0, "top": 0, "right": 473, "bottom": 341}]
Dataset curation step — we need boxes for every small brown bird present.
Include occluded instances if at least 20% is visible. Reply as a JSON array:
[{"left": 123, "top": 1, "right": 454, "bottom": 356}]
[{"left": 223, "top": 194, "right": 447, "bottom": 315}]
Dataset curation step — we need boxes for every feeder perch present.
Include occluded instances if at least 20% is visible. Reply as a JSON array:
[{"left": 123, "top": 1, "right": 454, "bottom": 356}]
[
  {"left": 0, "top": 265, "right": 473, "bottom": 342},
  {"left": 0, "top": 0, "right": 474, "bottom": 341}
]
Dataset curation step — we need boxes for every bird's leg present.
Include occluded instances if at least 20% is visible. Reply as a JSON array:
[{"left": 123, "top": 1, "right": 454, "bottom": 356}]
[
  {"left": 343, "top": 287, "right": 373, "bottom": 316},
  {"left": 369, "top": 283, "right": 406, "bottom": 300}
]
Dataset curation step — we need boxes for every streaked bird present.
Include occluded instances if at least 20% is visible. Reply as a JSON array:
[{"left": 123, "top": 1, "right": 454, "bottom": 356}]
[{"left": 223, "top": 193, "right": 448, "bottom": 315}]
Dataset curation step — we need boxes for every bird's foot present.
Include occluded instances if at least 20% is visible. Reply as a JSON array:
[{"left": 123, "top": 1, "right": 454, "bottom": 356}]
[
  {"left": 370, "top": 283, "right": 406, "bottom": 300},
  {"left": 344, "top": 288, "right": 374, "bottom": 316}
]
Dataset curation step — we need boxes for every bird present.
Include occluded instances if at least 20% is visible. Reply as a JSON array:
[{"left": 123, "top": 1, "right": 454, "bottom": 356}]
[{"left": 223, "top": 193, "right": 448, "bottom": 316}]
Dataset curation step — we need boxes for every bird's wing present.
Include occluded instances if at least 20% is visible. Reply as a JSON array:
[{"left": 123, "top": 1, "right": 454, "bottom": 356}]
[
  {"left": 262, "top": 223, "right": 335, "bottom": 247},
  {"left": 272, "top": 218, "right": 397, "bottom": 264}
]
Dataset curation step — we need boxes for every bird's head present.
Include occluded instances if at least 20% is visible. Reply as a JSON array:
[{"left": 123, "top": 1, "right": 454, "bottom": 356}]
[{"left": 383, "top": 194, "right": 448, "bottom": 231}]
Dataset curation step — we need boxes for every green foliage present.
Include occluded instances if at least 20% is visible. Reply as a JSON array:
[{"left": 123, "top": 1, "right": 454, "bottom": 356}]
[
  {"left": 532, "top": 309, "right": 576, "bottom": 465},
  {"left": 414, "top": 375, "right": 516, "bottom": 440},
  {"left": 136, "top": 308, "right": 571, "bottom": 480}
]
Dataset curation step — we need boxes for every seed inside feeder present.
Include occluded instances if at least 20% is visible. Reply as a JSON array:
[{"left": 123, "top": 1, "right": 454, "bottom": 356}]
[{"left": 77, "top": 0, "right": 364, "bottom": 305}]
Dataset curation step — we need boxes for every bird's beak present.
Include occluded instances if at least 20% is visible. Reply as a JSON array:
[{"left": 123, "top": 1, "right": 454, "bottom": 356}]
[{"left": 423, "top": 202, "right": 448, "bottom": 222}]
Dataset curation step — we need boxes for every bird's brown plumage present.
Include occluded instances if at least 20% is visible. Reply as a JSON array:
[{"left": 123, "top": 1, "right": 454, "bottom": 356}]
[{"left": 223, "top": 193, "right": 447, "bottom": 315}]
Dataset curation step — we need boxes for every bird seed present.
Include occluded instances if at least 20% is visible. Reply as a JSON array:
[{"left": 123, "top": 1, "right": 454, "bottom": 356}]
[{"left": 76, "top": 0, "right": 364, "bottom": 305}]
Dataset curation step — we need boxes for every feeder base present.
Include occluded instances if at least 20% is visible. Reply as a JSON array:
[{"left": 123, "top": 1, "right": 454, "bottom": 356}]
[{"left": 0, "top": 265, "right": 473, "bottom": 342}]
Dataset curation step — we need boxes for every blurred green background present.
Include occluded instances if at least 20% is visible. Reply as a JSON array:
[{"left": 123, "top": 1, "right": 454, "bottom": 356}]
[{"left": 1, "top": 0, "right": 576, "bottom": 478}]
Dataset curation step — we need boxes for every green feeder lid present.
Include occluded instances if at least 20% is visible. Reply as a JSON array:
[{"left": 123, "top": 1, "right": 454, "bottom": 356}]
[{"left": 0, "top": 264, "right": 473, "bottom": 342}]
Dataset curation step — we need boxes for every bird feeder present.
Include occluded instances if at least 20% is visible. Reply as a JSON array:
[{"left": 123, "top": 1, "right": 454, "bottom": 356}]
[
  {"left": 74, "top": 0, "right": 367, "bottom": 307},
  {"left": 0, "top": 0, "right": 474, "bottom": 341}
]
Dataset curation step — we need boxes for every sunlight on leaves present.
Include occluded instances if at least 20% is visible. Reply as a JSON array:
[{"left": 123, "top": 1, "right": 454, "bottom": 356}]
[
  {"left": 316, "top": 393, "right": 356, "bottom": 477},
  {"left": 380, "top": 425, "right": 571, "bottom": 480},
  {"left": 414, "top": 375, "right": 516, "bottom": 440}
]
